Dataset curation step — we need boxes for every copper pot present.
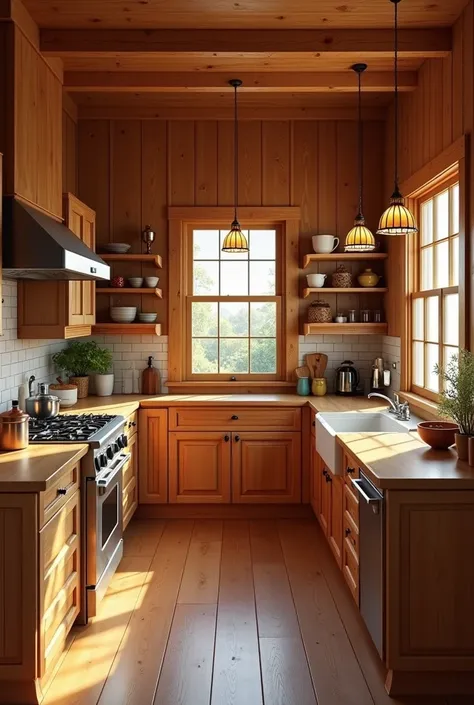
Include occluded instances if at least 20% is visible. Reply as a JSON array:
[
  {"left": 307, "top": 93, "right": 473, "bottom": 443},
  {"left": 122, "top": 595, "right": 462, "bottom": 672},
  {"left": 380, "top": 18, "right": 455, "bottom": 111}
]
[{"left": 0, "top": 401, "right": 29, "bottom": 451}]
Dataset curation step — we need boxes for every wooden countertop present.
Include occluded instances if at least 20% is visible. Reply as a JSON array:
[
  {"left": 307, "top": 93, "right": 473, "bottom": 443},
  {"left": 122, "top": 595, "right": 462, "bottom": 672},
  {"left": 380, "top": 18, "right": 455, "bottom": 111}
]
[
  {"left": 0, "top": 444, "right": 88, "bottom": 492},
  {"left": 337, "top": 432, "right": 474, "bottom": 490}
]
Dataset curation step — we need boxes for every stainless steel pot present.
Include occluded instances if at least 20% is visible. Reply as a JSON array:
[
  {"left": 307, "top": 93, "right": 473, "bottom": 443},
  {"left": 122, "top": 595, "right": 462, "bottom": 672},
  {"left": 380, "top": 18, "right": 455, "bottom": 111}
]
[{"left": 25, "top": 383, "right": 60, "bottom": 419}]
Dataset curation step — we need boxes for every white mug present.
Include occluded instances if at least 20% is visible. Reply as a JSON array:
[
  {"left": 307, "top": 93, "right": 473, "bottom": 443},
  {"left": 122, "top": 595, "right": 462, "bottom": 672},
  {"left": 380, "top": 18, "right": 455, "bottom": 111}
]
[
  {"left": 312, "top": 234, "right": 339, "bottom": 254},
  {"left": 306, "top": 273, "right": 327, "bottom": 288}
]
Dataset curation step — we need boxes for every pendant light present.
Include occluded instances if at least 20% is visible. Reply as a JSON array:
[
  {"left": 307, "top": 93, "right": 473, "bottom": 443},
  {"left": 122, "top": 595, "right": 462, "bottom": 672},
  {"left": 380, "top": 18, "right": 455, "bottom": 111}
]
[
  {"left": 377, "top": 0, "right": 418, "bottom": 236},
  {"left": 344, "top": 63, "right": 376, "bottom": 252},
  {"left": 222, "top": 79, "right": 249, "bottom": 253}
]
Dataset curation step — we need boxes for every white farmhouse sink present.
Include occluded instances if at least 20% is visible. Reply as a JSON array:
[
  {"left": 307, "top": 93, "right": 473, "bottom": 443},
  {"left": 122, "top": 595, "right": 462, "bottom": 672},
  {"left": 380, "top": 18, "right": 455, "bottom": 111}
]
[{"left": 315, "top": 412, "right": 415, "bottom": 475}]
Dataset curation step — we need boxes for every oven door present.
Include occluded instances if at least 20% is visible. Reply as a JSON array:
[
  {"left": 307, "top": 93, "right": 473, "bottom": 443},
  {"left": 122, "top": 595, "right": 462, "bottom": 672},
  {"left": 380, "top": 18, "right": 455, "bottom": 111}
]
[{"left": 85, "top": 452, "right": 129, "bottom": 618}]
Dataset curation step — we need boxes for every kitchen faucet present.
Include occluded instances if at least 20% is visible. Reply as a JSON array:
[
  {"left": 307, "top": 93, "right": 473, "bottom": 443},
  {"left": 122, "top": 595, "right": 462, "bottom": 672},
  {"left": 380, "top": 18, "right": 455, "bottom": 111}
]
[{"left": 367, "top": 392, "right": 411, "bottom": 421}]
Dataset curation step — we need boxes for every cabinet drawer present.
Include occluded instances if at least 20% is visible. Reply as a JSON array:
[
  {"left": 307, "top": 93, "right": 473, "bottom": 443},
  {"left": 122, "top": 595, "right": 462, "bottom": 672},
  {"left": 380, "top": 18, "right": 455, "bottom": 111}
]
[
  {"left": 343, "top": 510, "right": 359, "bottom": 556},
  {"left": 343, "top": 452, "right": 360, "bottom": 486},
  {"left": 123, "top": 476, "right": 138, "bottom": 530},
  {"left": 39, "top": 462, "right": 80, "bottom": 529},
  {"left": 40, "top": 491, "right": 80, "bottom": 679},
  {"left": 169, "top": 406, "right": 301, "bottom": 432},
  {"left": 343, "top": 537, "right": 359, "bottom": 605},
  {"left": 344, "top": 482, "right": 359, "bottom": 528},
  {"left": 124, "top": 411, "right": 138, "bottom": 438}
]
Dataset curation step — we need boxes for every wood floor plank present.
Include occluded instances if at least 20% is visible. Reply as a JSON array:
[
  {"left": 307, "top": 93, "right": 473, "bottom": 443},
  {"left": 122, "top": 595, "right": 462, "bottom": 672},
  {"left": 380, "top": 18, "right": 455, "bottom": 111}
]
[
  {"left": 41, "top": 556, "right": 153, "bottom": 705},
  {"left": 249, "top": 520, "right": 300, "bottom": 638},
  {"left": 178, "top": 520, "right": 223, "bottom": 604},
  {"left": 278, "top": 519, "right": 374, "bottom": 705},
  {"left": 97, "top": 521, "right": 194, "bottom": 705},
  {"left": 260, "top": 637, "right": 317, "bottom": 705},
  {"left": 211, "top": 521, "right": 263, "bottom": 705},
  {"left": 153, "top": 604, "right": 217, "bottom": 705},
  {"left": 123, "top": 519, "right": 166, "bottom": 557},
  {"left": 290, "top": 520, "right": 446, "bottom": 705}
]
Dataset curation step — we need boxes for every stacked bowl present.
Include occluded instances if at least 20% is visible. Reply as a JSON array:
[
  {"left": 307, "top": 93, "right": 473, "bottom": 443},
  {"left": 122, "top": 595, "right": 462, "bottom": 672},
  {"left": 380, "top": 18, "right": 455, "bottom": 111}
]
[{"left": 110, "top": 307, "right": 137, "bottom": 323}]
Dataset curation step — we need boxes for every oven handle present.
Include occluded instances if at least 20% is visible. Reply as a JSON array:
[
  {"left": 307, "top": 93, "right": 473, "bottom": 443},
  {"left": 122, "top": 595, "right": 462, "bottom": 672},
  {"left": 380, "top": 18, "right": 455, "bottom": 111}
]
[
  {"left": 96, "top": 453, "right": 130, "bottom": 495},
  {"left": 350, "top": 477, "right": 383, "bottom": 515}
]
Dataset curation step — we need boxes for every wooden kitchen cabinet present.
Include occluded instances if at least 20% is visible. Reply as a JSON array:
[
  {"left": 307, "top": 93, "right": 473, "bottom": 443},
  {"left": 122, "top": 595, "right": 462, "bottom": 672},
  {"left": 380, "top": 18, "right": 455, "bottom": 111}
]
[
  {"left": 122, "top": 432, "right": 138, "bottom": 529},
  {"left": 18, "top": 193, "right": 96, "bottom": 339},
  {"left": 138, "top": 409, "right": 168, "bottom": 504},
  {"left": 318, "top": 463, "right": 331, "bottom": 535},
  {"left": 232, "top": 432, "right": 301, "bottom": 503},
  {"left": 169, "top": 431, "right": 232, "bottom": 503},
  {"left": 310, "top": 448, "right": 321, "bottom": 517}
]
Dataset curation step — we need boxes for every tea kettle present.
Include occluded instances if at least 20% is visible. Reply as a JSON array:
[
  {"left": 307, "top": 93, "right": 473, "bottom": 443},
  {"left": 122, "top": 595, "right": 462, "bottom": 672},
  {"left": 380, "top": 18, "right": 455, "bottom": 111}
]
[{"left": 335, "top": 360, "right": 360, "bottom": 396}]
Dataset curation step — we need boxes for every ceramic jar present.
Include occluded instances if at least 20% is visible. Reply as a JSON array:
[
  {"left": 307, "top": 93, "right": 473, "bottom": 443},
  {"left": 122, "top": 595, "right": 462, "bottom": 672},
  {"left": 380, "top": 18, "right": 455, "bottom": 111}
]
[
  {"left": 296, "top": 377, "right": 311, "bottom": 396},
  {"left": 332, "top": 265, "right": 352, "bottom": 288},
  {"left": 358, "top": 268, "right": 381, "bottom": 287},
  {"left": 312, "top": 378, "right": 327, "bottom": 396},
  {"left": 111, "top": 276, "right": 125, "bottom": 288},
  {"left": 308, "top": 301, "right": 332, "bottom": 323}
]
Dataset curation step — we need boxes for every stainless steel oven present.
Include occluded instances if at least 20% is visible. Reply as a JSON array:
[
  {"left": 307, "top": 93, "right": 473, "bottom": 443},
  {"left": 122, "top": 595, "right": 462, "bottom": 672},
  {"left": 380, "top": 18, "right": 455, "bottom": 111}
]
[{"left": 83, "top": 449, "right": 129, "bottom": 620}]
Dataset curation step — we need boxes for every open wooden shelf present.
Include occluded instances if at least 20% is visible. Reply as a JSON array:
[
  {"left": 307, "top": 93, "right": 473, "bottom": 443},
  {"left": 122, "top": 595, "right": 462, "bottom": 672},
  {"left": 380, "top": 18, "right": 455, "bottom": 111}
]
[
  {"left": 304, "top": 322, "right": 388, "bottom": 336},
  {"left": 92, "top": 323, "right": 162, "bottom": 335},
  {"left": 302, "top": 253, "right": 388, "bottom": 269},
  {"left": 100, "top": 254, "right": 163, "bottom": 268},
  {"left": 97, "top": 287, "right": 163, "bottom": 298},
  {"left": 303, "top": 287, "right": 387, "bottom": 298}
]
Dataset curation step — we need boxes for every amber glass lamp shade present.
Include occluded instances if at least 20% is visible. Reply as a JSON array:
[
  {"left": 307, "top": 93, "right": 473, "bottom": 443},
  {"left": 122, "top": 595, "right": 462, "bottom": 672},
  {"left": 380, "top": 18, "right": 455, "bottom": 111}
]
[
  {"left": 221, "top": 220, "right": 249, "bottom": 253},
  {"left": 344, "top": 215, "right": 376, "bottom": 251},
  {"left": 377, "top": 190, "right": 418, "bottom": 236}
]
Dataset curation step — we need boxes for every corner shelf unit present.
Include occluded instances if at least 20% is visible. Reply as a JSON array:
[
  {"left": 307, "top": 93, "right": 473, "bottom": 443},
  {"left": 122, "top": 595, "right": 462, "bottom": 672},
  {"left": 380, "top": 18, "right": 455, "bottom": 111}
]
[
  {"left": 91, "top": 323, "right": 162, "bottom": 335},
  {"left": 303, "top": 287, "right": 387, "bottom": 298},
  {"left": 304, "top": 323, "right": 388, "bottom": 335},
  {"left": 101, "top": 253, "right": 163, "bottom": 268},
  {"left": 97, "top": 287, "right": 163, "bottom": 298},
  {"left": 302, "top": 252, "right": 388, "bottom": 269}
]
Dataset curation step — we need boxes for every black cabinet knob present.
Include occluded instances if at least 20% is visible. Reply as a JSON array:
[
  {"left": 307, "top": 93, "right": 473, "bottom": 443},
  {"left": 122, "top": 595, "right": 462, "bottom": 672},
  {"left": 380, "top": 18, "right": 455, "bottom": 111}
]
[
  {"left": 57, "top": 488, "right": 67, "bottom": 496},
  {"left": 346, "top": 466, "right": 355, "bottom": 475},
  {"left": 312, "top": 420, "right": 316, "bottom": 426},
  {"left": 235, "top": 435, "right": 240, "bottom": 442},
  {"left": 224, "top": 435, "right": 230, "bottom": 442},
  {"left": 345, "top": 527, "right": 351, "bottom": 536},
  {"left": 231, "top": 415, "right": 239, "bottom": 420},
  {"left": 325, "top": 474, "right": 332, "bottom": 483},
  {"left": 322, "top": 468, "right": 327, "bottom": 476}
]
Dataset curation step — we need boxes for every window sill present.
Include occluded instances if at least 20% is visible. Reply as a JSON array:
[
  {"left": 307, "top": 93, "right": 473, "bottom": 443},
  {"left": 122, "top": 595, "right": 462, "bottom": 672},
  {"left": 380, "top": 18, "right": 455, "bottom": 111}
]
[
  {"left": 167, "top": 381, "right": 296, "bottom": 395},
  {"left": 398, "top": 391, "right": 439, "bottom": 420}
]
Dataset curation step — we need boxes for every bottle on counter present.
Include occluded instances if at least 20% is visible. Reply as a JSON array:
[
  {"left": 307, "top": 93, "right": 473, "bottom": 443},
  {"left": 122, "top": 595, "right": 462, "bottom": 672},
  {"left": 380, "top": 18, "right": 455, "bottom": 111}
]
[{"left": 141, "top": 356, "right": 161, "bottom": 395}]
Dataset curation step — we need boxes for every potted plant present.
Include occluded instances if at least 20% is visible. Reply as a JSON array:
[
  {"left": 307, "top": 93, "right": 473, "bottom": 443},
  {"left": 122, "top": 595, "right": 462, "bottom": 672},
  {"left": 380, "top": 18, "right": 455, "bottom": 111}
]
[
  {"left": 92, "top": 346, "right": 114, "bottom": 397},
  {"left": 52, "top": 342, "right": 113, "bottom": 399},
  {"left": 435, "top": 349, "right": 474, "bottom": 460}
]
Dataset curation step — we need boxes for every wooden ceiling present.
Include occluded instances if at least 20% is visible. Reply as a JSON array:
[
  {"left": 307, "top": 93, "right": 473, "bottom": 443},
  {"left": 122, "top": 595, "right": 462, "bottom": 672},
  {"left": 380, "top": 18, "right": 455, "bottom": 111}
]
[{"left": 24, "top": 0, "right": 467, "bottom": 29}]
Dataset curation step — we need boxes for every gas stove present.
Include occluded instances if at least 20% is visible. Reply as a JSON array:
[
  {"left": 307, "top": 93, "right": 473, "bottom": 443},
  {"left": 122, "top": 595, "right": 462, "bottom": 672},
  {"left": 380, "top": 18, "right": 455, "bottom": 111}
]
[{"left": 29, "top": 413, "right": 124, "bottom": 447}]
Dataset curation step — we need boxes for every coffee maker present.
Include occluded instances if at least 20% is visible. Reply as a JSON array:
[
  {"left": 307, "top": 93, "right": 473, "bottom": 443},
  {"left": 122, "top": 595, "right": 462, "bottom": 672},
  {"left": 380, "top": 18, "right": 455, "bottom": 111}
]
[{"left": 371, "top": 357, "right": 391, "bottom": 391}]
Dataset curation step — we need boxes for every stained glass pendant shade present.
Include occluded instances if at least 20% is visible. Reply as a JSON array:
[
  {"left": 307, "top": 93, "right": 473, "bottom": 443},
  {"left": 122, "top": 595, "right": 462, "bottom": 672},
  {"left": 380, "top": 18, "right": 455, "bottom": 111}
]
[
  {"left": 377, "top": 0, "right": 418, "bottom": 236},
  {"left": 222, "top": 79, "right": 249, "bottom": 253},
  {"left": 344, "top": 63, "right": 376, "bottom": 252}
]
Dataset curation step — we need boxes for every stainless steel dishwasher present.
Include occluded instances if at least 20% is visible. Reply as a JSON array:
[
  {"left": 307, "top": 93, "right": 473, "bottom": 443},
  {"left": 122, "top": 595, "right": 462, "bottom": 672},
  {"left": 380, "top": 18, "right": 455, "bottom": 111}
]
[{"left": 351, "top": 471, "right": 385, "bottom": 658}]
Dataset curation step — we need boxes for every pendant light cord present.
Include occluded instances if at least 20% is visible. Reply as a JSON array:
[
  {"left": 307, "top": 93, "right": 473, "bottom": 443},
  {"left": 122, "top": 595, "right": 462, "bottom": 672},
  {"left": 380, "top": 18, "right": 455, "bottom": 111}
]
[
  {"left": 358, "top": 68, "right": 363, "bottom": 218},
  {"left": 233, "top": 82, "right": 239, "bottom": 223},
  {"left": 393, "top": 0, "right": 399, "bottom": 193}
]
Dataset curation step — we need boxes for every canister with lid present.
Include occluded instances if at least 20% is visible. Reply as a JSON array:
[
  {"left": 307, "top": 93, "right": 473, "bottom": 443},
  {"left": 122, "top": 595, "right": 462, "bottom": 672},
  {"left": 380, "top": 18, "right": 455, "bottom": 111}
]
[{"left": 0, "top": 401, "right": 29, "bottom": 451}]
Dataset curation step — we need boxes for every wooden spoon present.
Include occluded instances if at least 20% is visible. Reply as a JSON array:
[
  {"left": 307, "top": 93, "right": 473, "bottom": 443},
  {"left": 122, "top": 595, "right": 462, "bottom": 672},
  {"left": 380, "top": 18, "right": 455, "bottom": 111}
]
[
  {"left": 295, "top": 365, "right": 311, "bottom": 379},
  {"left": 318, "top": 353, "right": 328, "bottom": 378},
  {"left": 305, "top": 353, "right": 319, "bottom": 378}
]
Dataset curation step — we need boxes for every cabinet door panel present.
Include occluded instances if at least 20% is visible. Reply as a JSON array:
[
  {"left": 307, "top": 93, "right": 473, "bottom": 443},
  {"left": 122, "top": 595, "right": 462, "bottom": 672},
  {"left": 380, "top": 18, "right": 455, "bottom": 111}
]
[
  {"left": 169, "top": 432, "right": 231, "bottom": 503},
  {"left": 328, "top": 474, "right": 343, "bottom": 568},
  {"left": 64, "top": 194, "right": 96, "bottom": 327},
  {"left": 138, "top": 409, "right": 168, "bottom": 504},
  {"left": 232, "top": 432, "right": 301, "bottom": 504}
]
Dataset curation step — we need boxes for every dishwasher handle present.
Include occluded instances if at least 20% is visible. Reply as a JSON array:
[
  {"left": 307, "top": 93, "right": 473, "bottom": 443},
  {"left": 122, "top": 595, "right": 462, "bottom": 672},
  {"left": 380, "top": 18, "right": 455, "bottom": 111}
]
[{"left": 351, "top": 477, "right": 382, "bottom": 515}]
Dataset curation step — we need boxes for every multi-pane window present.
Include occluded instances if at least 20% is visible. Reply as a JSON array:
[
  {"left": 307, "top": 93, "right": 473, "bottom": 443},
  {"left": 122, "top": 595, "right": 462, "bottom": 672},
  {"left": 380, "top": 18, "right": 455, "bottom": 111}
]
[
  {"left": 411, "top": 180, "right": 459, "bottom": 399},
  {"left": 188, "top": 228, "right": 281, "bottom": 379}
]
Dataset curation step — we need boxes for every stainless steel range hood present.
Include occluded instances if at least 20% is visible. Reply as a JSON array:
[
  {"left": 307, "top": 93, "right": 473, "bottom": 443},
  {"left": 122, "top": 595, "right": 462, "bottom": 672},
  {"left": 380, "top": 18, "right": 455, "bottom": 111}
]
[{"left": 2, "top": 197, "right": 110, "bottom": 281}]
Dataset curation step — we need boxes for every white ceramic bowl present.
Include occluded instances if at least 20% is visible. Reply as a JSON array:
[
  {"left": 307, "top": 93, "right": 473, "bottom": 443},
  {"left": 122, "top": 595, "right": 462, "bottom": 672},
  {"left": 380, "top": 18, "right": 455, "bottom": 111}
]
[
  {"left": 102, "top": 243, "right": 131, "bottom": 254},
  {"left": 128, "top": 277, "right": 144, "bottom": 288},
  {"left": 49, "top": 385, "right": 78, "bottom": 408},
  {"left": 110, "top": 306, "right": 137, "bottom": 323},
  {"left": 306, "top": 273, "right": 327, "bottom": 288},
  {"left": 138, "top": 313, "right": 158, "bottom": 323},
  {"left": 144, "top": 276, "right": 159, "bottom": 288}
]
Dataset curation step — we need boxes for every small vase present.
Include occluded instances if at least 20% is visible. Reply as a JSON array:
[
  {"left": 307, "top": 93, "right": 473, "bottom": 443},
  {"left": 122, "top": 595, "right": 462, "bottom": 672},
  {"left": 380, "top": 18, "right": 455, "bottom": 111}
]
[
  {"left": 296, "top": 377, "right": 310, "bottom": 396},
  {"left": 69, "top": 375, "right": 89, "bottom": 399},
  {"left": 312, "top": 377, "right": 327, "bottom": 397},
  {"left": 455, "top": 433, "right": 470, "bottom": 461},
  {"left": 95, "top": 373, "right": 114, "bottom": 397}
]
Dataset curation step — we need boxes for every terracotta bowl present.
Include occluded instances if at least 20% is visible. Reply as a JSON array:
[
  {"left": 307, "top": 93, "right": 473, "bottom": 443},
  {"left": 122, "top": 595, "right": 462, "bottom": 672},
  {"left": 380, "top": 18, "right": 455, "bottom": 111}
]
[{"left": 417, "top": 421, "right": 459, "bottom": 450}]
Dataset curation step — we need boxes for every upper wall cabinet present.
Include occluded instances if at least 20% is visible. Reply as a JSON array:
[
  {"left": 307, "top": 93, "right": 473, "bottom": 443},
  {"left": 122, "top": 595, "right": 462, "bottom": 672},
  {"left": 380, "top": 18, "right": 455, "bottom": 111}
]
[{"left": 18, "top": 194, "right": 96, "bottom": 339}]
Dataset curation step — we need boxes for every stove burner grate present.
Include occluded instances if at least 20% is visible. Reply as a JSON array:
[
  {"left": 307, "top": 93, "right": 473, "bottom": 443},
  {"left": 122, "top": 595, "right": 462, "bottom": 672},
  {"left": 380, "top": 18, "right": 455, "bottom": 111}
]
[{"left": 29, "top": 414, "right": 118, "bottom": 442}]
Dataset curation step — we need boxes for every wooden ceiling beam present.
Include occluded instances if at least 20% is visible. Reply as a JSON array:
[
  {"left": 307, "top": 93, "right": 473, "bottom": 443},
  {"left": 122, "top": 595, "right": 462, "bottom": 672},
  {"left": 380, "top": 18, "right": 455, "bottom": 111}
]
[
  {"left": 41, "top": 28, "right": 451, "bottom": 57},
  {"left": 64, "top": 70, "right": 417, "bottom": 93},
  {"left": 77, "top": 105, "right": 386, "bottom": 121}
]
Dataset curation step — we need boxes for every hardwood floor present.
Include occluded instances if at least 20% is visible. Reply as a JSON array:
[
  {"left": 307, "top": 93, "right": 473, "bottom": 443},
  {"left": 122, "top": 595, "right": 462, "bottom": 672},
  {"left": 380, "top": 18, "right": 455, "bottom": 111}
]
[{"left": 41, "top": 518, "right": 465, "bottom": 705}]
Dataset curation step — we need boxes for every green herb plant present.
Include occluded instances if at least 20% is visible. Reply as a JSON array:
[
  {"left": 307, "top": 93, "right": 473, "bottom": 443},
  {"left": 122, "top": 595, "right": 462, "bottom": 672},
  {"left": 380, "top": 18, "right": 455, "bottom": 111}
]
[
  {"left": 435, "top": 349, "right": 474, "bottom": 436},
  {"left": 52, "top": 341, "right": 113, "bottom": 377}
]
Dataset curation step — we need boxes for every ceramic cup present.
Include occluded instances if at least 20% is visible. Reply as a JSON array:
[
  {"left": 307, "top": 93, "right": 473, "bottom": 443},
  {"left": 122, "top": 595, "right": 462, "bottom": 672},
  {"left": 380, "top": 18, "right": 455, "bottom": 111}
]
[
  {"left": 312, "top": 234, "right": 339, "bottom": 254},
  {"left": 306, "top": 273, "right": 327, "bottom": 288}
]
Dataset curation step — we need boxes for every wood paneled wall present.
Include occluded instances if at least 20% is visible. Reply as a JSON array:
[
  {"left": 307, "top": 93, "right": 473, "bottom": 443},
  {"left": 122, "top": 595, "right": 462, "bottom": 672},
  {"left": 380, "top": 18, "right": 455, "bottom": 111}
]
[
  {"left": 62, "top": 109, "right": 77, "bottom": 194},
  {"left": 384, "top": 3, "right": 473, "bottom": 341},
  {"left": 77, "top": 118, "right": 386, "bottom": 333}
]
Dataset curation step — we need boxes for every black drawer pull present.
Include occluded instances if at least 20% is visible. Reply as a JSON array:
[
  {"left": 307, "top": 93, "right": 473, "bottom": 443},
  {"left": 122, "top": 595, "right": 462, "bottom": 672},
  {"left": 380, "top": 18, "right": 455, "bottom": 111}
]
[
  {"left": 231, "top": 415, "right": 239, "bottom": 420},
  {"left": 234, "top": 435, "right": 240, "bottom": 442},
  {"left": 224, "top": 435, "right": 230, "bottom": 442},
  {"left": 346, "top": 466, "right": 355, "bottom": 475},
  {"left": 57, "top": 488, "right": 68, "bottom": 496}
]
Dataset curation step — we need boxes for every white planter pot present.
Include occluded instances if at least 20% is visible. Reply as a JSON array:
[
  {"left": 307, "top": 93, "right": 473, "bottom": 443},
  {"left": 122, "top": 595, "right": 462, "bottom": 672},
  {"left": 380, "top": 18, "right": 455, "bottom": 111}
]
[{"left": 95, "top": 373, "right": 114, "bottom": 397}]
